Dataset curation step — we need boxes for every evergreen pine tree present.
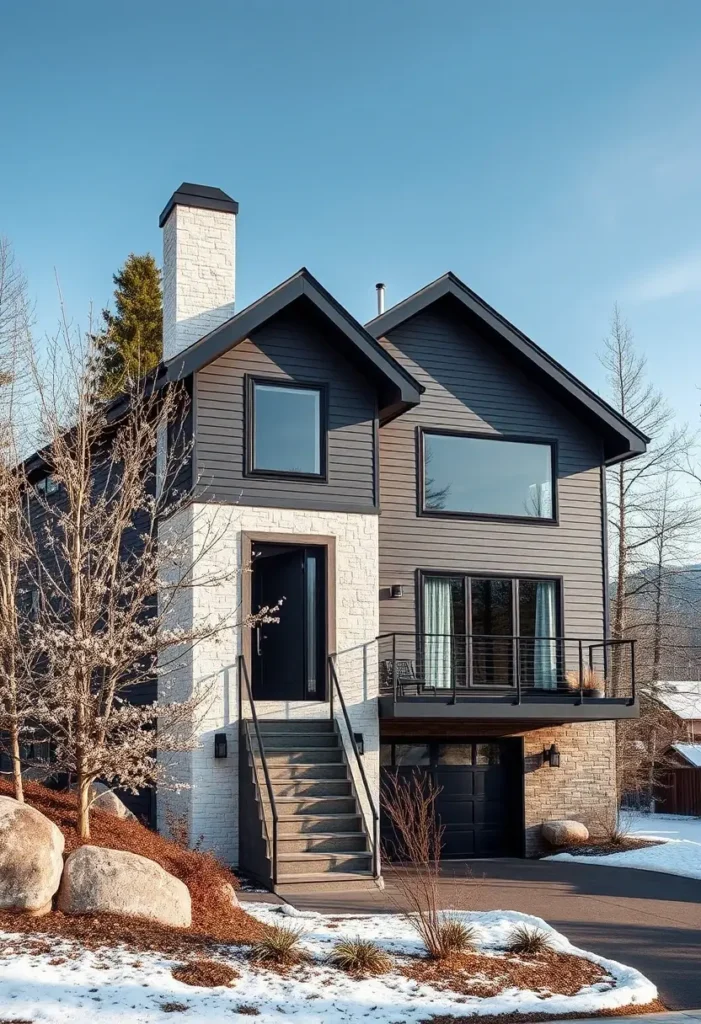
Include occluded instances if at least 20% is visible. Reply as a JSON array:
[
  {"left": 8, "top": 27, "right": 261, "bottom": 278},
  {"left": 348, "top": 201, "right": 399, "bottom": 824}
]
[{"left": 95, "top": 253, "right": 163, "bottom": 398}]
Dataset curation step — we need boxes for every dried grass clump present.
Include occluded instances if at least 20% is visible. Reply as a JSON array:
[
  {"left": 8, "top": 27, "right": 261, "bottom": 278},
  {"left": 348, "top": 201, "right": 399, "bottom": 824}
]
[
  {"left": 327, "top": 936, "right": 392, "bottom": 976},
  {"left": 249, "top": 923, "right": 307, "bottom": 966},
  {"left": 434, "top": 916, "right": 476, "bottom": 956},
  {"left": 172, "top": 959, "right": 239, "bottom": 987},
  {"left": 506, "top": 924, "right": 553, "bottom": 955}
]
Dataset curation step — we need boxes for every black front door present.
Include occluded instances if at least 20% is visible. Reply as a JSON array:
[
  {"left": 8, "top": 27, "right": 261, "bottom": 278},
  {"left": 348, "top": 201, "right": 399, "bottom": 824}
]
[
  {"left": 251, "top": 544, "right": 325, "bottom": 701},
  {"left": 380, "top": 738, "right": 523, "bottom": 858}
]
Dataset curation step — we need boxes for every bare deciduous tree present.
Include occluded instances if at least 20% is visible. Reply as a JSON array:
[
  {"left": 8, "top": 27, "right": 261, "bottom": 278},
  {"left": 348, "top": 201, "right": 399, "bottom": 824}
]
[{"left": 27, "top": 316, "right": 271, "bottom": 838}]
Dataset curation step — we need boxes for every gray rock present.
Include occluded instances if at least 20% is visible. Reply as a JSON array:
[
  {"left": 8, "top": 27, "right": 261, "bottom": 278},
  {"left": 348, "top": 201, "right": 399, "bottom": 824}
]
[
  {"left": 90, "top": 783, "right": 137, "bottom": 822},
  {"left": 542, "top": 819, "right": 590, "bottom": 846},
  {"left": 220, "top": 881, "right": 239, "bottom": 908},
  {"left": 58, "top": 845, "right": 191, "bottom": 927},
  {"left": 0, "top": 796, "right": 64, "bottom": 915}
]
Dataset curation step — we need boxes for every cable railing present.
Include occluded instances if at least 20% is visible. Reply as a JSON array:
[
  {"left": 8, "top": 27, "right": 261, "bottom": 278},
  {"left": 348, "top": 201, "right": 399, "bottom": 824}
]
[
  {"left": 238, "top": 654, "right": 279, "bottom": 886},
  {"left": 378, "top": 633, "right": 636, "bottom": 704},
  {"left": 328, "top": 655, "right": 380, "bottom": 879}
]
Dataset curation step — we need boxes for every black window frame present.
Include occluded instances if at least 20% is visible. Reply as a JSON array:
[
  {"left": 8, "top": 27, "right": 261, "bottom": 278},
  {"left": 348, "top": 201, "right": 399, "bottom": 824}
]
[
  {"left": 417, "top": 427, "right": 559, "bottom": 525},
  {"left": 245, "top": 375, "right": 329, "bottom": 483},
  {"left": 416, "top": 569, "right": 565, "bottom": 690}
]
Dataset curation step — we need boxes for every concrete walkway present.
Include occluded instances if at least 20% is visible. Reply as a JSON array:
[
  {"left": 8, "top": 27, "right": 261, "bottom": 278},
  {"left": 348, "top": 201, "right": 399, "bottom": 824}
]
[{"left": 242, "top": 859, "right": 701, "bottom": 1010}]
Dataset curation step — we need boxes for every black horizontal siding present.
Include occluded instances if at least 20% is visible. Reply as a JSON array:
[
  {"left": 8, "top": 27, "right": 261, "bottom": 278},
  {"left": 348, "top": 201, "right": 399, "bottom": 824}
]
[
  {"left": 377, "top": 305, "right": 606, "bottom": 640},
  {"left": 195, "top": 308, "right": 378, "bottom": 510}
]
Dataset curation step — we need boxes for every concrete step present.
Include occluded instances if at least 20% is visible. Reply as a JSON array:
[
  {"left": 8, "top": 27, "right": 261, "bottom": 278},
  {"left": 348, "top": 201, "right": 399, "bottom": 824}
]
[
  {"left": 273, "top": 813, "right": 363, "bottom": 835},
  {"left": 259, "top": 733, "right": 339, "bottom": 750},
  {"left": 265, "top": 763, "right": 348, "bottom": 781},
  {"left": 256, "top": 720, "right": 334, "bottom": 734},
  {"left": 276, "top": 832, "right": 369, "bottom": 854},
  {"left": 277, "top": 851, "right": 373, "bottom": 875},
  {"left": 274, "top": 872, "right": 381, "bottom": 895},
  {"left": 270, "top": 780, "right": 352, "bottom": 798},
  {"left": 262, "top": 748, "right": 344, "bottom": 765},
  {"left": 262, "top": 795, "right": 357, "bottom": 816}
]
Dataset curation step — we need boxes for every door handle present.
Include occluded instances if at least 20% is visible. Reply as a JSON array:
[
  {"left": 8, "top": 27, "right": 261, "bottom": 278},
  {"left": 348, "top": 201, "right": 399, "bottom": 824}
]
[{"left": 256, "top": 626, "right": 262, "bottom": 657}]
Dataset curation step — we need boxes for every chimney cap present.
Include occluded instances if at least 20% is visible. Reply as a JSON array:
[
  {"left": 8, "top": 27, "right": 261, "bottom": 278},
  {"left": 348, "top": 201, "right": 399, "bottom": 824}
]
[{"left": 159, "top": 182, "right": 239, "bottom": 227}]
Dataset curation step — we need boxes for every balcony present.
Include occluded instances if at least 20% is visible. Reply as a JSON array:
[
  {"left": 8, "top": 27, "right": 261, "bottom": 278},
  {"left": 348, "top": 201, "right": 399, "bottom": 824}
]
[{"left": 378, "top": 633, "right": 638, "bottom": 721}]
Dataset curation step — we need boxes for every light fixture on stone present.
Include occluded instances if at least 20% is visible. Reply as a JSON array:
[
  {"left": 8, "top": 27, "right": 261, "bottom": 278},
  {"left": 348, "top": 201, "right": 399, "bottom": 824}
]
[
  {"left": 214, "top": 733, "right": 228, "bottom": 759},
  {"left": 543, "top": 743, "right": 560, "bottom": 768}
]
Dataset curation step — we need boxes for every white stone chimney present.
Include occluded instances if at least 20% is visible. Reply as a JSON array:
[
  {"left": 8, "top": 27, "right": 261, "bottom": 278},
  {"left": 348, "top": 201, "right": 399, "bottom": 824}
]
[{"left": 159, "top": 183, "right": 238, "bottom": 361}]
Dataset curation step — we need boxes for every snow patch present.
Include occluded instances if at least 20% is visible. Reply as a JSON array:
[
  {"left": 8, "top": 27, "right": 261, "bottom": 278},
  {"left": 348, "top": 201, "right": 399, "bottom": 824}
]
[{"left": 0, "top": 905, "right": 657, "bottom": 1022}]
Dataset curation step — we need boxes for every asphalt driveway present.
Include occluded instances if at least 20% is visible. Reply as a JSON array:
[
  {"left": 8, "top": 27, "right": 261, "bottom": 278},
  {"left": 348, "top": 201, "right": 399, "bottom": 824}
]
[{"left": 261, "top": 859, "right": 701, "bottom": 1011}]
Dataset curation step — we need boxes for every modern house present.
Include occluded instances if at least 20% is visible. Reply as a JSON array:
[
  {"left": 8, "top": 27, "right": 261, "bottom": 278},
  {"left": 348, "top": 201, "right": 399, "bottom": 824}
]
[{"left": 37, "top": 182, "right": 649, "bottom": 893}]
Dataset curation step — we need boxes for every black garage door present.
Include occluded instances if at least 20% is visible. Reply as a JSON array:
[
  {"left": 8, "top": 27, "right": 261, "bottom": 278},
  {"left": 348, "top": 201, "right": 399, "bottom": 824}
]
[{"left": 380, "top": 739, "right": 523, "bottom": 858}]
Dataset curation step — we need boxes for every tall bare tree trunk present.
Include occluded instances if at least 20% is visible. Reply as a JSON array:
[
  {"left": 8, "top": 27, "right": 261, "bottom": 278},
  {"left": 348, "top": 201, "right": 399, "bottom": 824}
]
[
  {"left": 9, "top": 721, "right": 23, "bottom": 803},
  {"left": 77, "top": 771, "right": 91, "bottom": 840}
]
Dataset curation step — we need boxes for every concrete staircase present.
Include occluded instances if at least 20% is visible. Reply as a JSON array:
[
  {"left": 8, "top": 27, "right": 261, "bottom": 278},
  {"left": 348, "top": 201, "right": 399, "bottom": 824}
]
[{"left": 243, "top": 719, "right": 381, "bottom": 894}]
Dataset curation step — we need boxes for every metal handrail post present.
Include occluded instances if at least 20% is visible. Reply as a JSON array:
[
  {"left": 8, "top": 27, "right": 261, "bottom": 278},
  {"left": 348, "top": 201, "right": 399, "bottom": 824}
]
[
  {"left": 578, "top": 640, "right": 584, "bottom": 704},
  {"left": 237, "top": 655, "right": 279, "bottom": 887},
  {"left": 328, "top": 656, "right": 380, "bottom": 879}
]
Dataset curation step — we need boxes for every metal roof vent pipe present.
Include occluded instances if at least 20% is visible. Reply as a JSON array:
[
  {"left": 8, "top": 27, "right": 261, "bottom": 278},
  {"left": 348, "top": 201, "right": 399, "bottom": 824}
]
[{"left": 376, "top": 282, "right": 386, "bottom": 316}]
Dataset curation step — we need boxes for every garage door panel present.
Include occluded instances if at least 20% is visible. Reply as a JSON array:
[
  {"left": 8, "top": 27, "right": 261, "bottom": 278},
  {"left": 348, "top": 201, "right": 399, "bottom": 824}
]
[{"left": 381, "top": 738, "right": 523, "bottom": 859}]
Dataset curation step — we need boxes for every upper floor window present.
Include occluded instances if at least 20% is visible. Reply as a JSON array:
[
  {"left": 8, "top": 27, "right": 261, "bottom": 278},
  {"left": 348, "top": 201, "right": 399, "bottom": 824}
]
[
  {"left": 35, "top": 473, "right": 59, "bottom": 497},
  {"left": 248, "top": 378, "right": 325, "bottom": 478},
  {"left": 421, "top": 430, "right": 556, "bottom": 521}
]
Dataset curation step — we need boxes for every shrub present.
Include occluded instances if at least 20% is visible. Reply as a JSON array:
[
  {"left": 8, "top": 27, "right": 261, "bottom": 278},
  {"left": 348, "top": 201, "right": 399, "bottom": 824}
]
[
  {"left": 506, "top": 924, "right": 553, "bottom": 955},
  {"left": 433, "top": 916, "right": 476, "bottom": 957},
  {"left": 327, "top": 937, "right": 392, "bottom": 976},
  {"left": 249, "top": 923, "right": 306, "bottom": 965}
]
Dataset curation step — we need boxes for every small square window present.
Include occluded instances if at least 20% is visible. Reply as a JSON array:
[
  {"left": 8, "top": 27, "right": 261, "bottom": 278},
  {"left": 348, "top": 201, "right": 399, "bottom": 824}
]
[
  {"left": 394, "top": 743, "right": 431, "bottom": 766},
  {"left": 35, "top": 474, "right": 59, "bottom": 496},
  {"left": 250, "top": 380, "right": 324, "bottom": 477}
]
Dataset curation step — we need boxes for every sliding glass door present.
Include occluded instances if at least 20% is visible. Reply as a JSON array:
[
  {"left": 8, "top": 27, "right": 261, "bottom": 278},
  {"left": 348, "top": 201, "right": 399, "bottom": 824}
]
[{"left": 422, "top": 573, "right": 561, "bottom": 690}]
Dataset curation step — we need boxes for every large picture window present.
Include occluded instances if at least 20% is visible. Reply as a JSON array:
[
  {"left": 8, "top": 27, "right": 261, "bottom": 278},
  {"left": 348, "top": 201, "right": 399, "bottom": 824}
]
[
  {"left": 248, "top": 378, "right": 325, "bottom": 478},
  {"left": 421, "top": 572, "right": 561, "bottom": 690},
  {"left": 421, "top": 430, "right": 556, "bottom": 521}
]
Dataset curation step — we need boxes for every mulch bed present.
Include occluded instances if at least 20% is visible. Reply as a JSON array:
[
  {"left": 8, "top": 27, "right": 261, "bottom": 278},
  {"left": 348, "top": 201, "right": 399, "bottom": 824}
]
[
  {"left": 0, "top": 780, "right": 265, "bottom": 950},
  {"left": 402, "top": 949, "right": 610, "bottom": 999},
  {"left": 420, "top": 1003, "right": 666, "bottom": 1024},
  {"left": 172, "top": 959, "right": 240, "bottom": 987},
  {"left": 549, "top": 838, "right": 663, "bottom": 857}
]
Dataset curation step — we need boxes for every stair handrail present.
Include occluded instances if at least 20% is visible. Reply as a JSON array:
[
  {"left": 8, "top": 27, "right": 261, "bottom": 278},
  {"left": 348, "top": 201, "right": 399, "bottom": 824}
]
[
  {"left": 238, "top": 654, "right": 279, "bottom": 886},
  {"left": 328, "top": 655, "right": 380, "bottom": 879}
]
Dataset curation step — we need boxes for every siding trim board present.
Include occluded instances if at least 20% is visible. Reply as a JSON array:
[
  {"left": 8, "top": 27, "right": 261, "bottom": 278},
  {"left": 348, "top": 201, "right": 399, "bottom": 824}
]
[
  {"left": 416, "top": 426, "right": 560, "bottom": 526},
  {"left": 367, "top": 273, "right": 648, "bottom": 465}
]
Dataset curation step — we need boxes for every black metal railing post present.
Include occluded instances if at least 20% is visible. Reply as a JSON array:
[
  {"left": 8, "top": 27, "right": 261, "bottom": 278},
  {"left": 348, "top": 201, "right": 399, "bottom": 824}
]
[
  {"left": 630, "top": 639, "right": 636, "bottom": 704},
  {"left": 238, "top": 655, "right": 279, "bottom": 887},
  {"left": 392, "top": 633, "right": 398, "bottom": 703},
  {"left": 515, "top": 637, "right": 522, "bottom": 704},
  {"left": 578, "top": 639, "right": 584, "bottom": 704},
  {"left": 328, "top": 656, "right": 380, "bottom": 880}
]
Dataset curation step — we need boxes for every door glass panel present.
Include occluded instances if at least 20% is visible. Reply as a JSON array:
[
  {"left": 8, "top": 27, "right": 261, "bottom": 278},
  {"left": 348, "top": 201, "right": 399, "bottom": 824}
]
[
  {"left": 437, "top": 743, "right": 474, "bottom": 765},
  {"left": 394, "top": 743, "right": 431, "bottom": 766},
  {"left": 305, "top": 553, "right": 317, "bottom": 696},
  {"left": 423, "top": 576, "right": 466, "bottom": 689},
  {"left": 471, "top": 578, "right": 513, "bottom": 686},
  {"left": 380, "top": 744, "right": 393, "bottom": 766},
  {"left": 475, "top": 743, "right": 501, "bottom": 765},
  {"left": 518, "top": 579, "right": 559, "bottom": 691}
]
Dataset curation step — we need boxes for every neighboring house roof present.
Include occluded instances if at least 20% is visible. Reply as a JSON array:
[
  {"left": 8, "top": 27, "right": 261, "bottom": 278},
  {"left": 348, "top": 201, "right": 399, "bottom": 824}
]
[
  {"left": 165, "top": 268, "right": 424, "bottom": 422},
  {"left": 672, "top": 743, "right": 701, "bottom": 768},
  {"left": 657, "top": 681, "right": 701, "bottom": 720},
  {"left": 366, "top": 272, "right": 649, "bottom": 465}
]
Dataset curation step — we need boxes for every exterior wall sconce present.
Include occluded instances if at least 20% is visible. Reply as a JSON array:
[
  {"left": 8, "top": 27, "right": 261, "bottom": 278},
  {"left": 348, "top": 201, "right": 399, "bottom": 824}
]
[
  {"left": 353, "top": 732, "right": 365, "bottom": 756},
  {"left": 390, "top": 584, "right": 404, "bottom": 599},
  {"left": 214, "top": 733, "right": 228, "bottom": 759},
  {"left": 543, "top": 743, "right": 561, "bottom": 768}
]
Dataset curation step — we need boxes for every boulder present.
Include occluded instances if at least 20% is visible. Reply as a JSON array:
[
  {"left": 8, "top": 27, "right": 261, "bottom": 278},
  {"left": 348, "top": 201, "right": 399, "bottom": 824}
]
[
  {"left": 220, "top": 881, "right": 239, "bottom": 909},
  {"left": 58, "top": 845, "right": 191, "bottom": 928},
  {"left": 542, "top": 819, "right": 590, "bottom": 847},
  {"left": 90, "top": 783, "right": 137, "bottom": 822},
  {"left": 0, "top": 796, "right": 64, "bottom": 915}
]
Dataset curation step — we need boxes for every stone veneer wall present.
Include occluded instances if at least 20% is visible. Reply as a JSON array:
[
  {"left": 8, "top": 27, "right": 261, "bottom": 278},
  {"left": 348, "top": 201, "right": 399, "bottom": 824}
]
[
  {"left": 157, "top": 503, "right": 379, "bottom": 866},
  {"left": 522, "top": 721, "right": 617, "bottom": 855}
]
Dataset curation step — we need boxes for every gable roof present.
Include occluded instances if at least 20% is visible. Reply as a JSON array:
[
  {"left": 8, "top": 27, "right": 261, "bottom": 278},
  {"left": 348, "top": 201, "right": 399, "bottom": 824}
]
[
  {"left": 366, "top": 272, "right": 649, "bottom": 465},
  {"left": 657, "top": 681, "right": 701, "bottom": 720},
  {"left": 672, "top": 743, "right": 701, "bottom": 768},
  {"left": 165, "top": 268, "right": 423, "bottom": 422}
]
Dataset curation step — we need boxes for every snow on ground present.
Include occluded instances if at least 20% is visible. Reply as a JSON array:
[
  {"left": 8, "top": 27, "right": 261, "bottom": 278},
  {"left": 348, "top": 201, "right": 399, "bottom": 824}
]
[
  {"left": 547, "top": 811, "right": 701, "bottom": 880},
  {"left": 0, "top": 904, "right": 656, "bottom": 1023}
]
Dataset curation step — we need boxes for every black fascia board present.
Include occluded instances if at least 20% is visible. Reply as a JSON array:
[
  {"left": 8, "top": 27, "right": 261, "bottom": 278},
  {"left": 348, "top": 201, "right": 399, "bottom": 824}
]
[
  {"left": 164, "top": 268, "right": 424, "bottom": 411},
  {"left": 366, "top": 272, "right": 649, "bottom": 465}
]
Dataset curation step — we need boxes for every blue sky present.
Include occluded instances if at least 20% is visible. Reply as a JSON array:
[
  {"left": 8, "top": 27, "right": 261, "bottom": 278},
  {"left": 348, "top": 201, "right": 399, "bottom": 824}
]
[{"left": 2, "top": 0, "right": 701, "bottom": 427}]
